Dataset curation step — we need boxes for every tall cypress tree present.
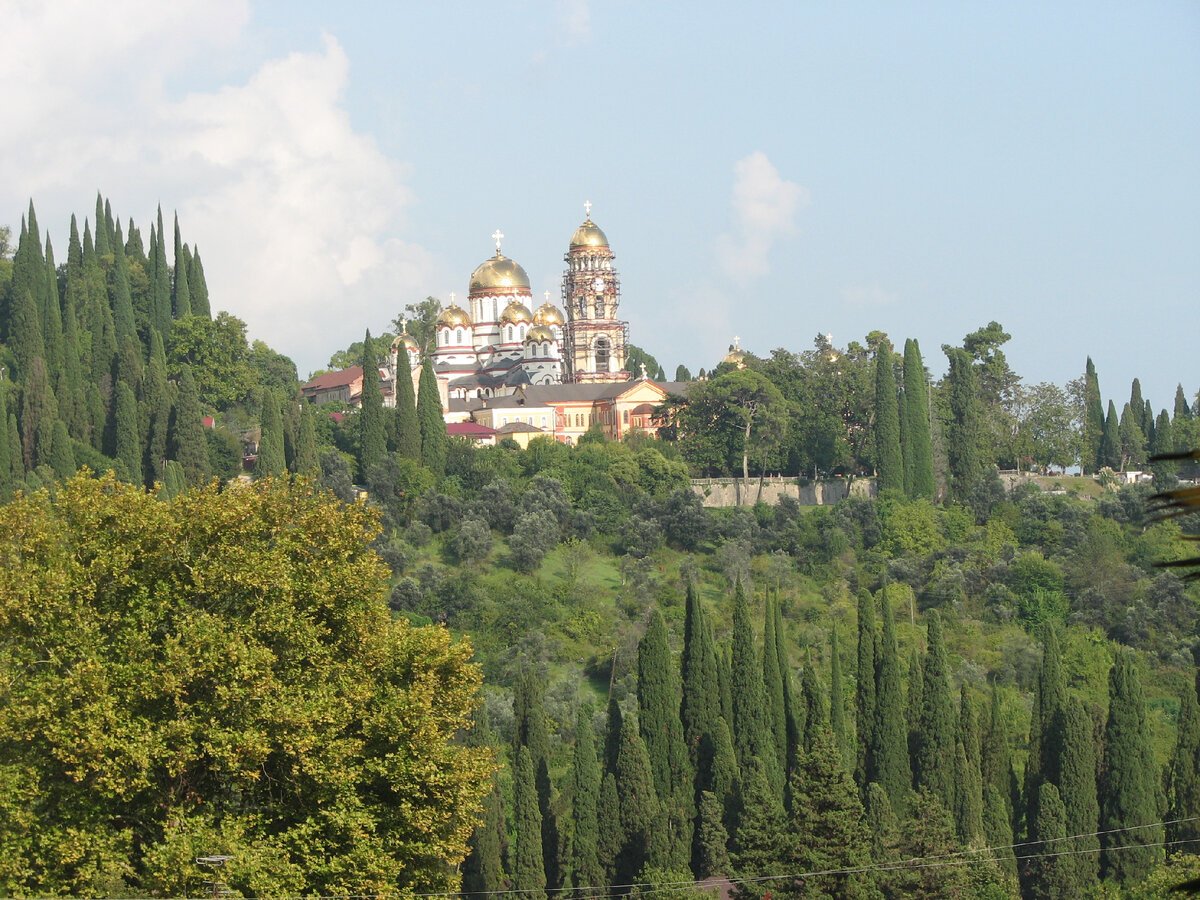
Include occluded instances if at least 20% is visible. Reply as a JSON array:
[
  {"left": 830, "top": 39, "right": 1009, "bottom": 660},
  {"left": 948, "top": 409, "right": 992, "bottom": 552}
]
[
  {"left": 358, "top": 330, "right": 387, "bottom": 481},
  {"left": 417, "top": 355, "right": 447, "bottom": 476},
  {"left": 568, "top": 704, "right": 603, "bottom": 892},
  {"left": 171, "top": 213, "right": 191, "bottom": 318},
  {"left": 114, "top": 381, "right": 142, "bottom": 485},
  {"left": 170, "top": 365, "right": 210, "bottom": 487},
  {"left": 694, "top": 790, "right": 729, "bottom": 878},
  {"left": 944, "top": 347, "right": 983, "bottom": 503},
  {"left": 637, "top": 607, "right": 692, "bottom": 869},
  {"left": 463, "top": 775, "right": 506, "bottom": 895},
  {"left": 1027, "top": 783, "right": 1076, "bottom": 900},
  {"left": 9, "top": 288, "right": 45, "bottom": 383},
  {"left": 596, "top": 772, "right": 622, "bottom": 882},
  {"left": 681, "top": 582, "right": 721, "bottom": 777},
  {"left": 256, "top": 391, "right": 286, "bottom": 477},
  {"left": 93, "top": 195, "right": 110, "bottom": 257},
  {"left": 1167, "top": 676, "right": 1200, "bottom": 847},
  {"left": 954, "top": 684, "right": 983, "bottom": 845},
  {"left": 1027, "top": 625, "right": 1067, "bottom": 833},
  {"left": 799, "top": 649, "right": 827, "bottom": 754},
  {"left": 1173, "top": 383, "right": 1192, "bottom": 423},
  {"left": 189, "top": 247, "right": 211, "bottom": 318},
  {"left": 1082, "top": 357, "right": 1104, "bottom": 474},
  {"left": 151, "top": 207, "right": 172, "bottom": 338},
  {"left": 981, "top": 684, "right": 1017, "bottom": 835},
  {"left": 1046, "top": 698, "right": 1099, "bottom": 886},
  {"left": 913, "top": 610, "right": 955, "bottom": 807},
  {"left": 873, "top": 340, "right": 903, "bottom": 493},
  {"left": 48, "top": 419, "right": 75, "bottom": 481},
  {"left": 870, "top": 590, "right": 910, "bottom": 815},
  {"left": 761, "top": 598, "right": 787, "bottom": 774},
  {"left": 514, "top": 668, "right": 557, "bottom": 889},
  {"left": 295, "top": 402, "right": 320, "bottom": 477},
  {"left": 513, "top": 745, "right": 547, "bottom": 900},
  {"left": 0, "top": 388, "right": 13, "bottom": 498},
  {"left": 613, "top": 713, "right": 663, "bottom": 884},
  {"left": 730, "top": 584, "right": 773, "bottom": 789},
  {"left": 902, "top": 338, "right": 935, "bottom": 499},
  {"left": 40, "top": 238, "right": 63, "bottom": 384},
  {"left": 394, "top": 336, "right": 421, "bottom": 461},
  {"left": 141, "top": 330, "right": 172, "bottom": 488},
  {"left": 20, "top": 357, "right": 57, "bottom": 471},
  {"left": 109, "top": 230, "right": 138, "bottom": 348},
  {"left": 855, "top": 590, "right": 877, "bottom": 789},
  {"left": 728, "top": 756, "right": 786, "bottom": 898},
  {"left": 1099, "top": 651, "right": 1162, "bottom": 883},
  {"left": 983, "top": 784, "right": 1017, "bottom": 880},
  {"left": 829, "top": 627, "right": 851, "bottom": 771},
  {"left": 1099, "top": 399, "right": 1121, "bottom": 470}
]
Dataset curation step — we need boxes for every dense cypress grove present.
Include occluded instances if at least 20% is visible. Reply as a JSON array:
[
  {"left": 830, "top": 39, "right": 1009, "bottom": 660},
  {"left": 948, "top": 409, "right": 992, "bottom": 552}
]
[
  {"left": 981, "top": 685, "right": 1016, "bottom": 839},
  {"left": 901, "top": 338, "right": 935, "bottom": 499},
  {"left": 568, "top": 704, "right": 603, "bottom": 892},
  {"left": 1100, "top": 651, "right": 1163, "bottom": 883},
  {"left": 870, "top": 589, "right": 910, "bottom": 814},
  {"left": 393, "top": 338, "right": 421, "bottom": 461},
  {"left": 417, "top": 355, "right": 447, "bottom": 476},
  {"left": 873, "top": 340, "right": 903, "bottom": 493},
  {"left": 854, "top": 589, "right": 876, "bottom": 789},
  {"left": 1026, "top": 625, "right": 1066, "bottom": 834},
  {"left": 114, "top": 381, "right": 141, "bottom": 485},
  {"left": 513, "top": 669, "right": 558, "bottom": 889},
  {"left": 358, "top": 330, "right": 386, "bottom": 480},
  {"left": 513, "top": 746, "right": 548, "bottom": 900},
  {"left": 913, "top": 610, "right": 955, "bottom": 807},
  {"left": 1099, "top": 400, "right": 1121, "bottom": 470}
]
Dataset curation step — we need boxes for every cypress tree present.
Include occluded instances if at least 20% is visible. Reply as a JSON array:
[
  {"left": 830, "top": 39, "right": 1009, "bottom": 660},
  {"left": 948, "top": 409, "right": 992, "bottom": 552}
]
[
  {"left": 829, "top": 628, "right": 851, "bottom": 771},
  {"left": 151, "top": 207, "right": 172, "bottom": 338},
  {"left": 109, "top": 230, "right": 137, "bottom": 348},
  {"left": 1129, "top": 378, "right": 1145, "bottom": 433},
  {"left": 1027, "top": 783, "right": 1077, "bottom": 900},
  {"left": 19, "top": 356, "right": 57, "bottom": 471},
  {"left": 93, "top": 195, "right": 110, "bottom": 257},
  {"left": 1151, "top": 410, "right": 1174, "bottom": 478},
  {"left": 40, "top": 238, "right": 63, "bottom": 382},
  {"left": 728, "top": 756, "right": 786, "bottom": 898},
  {"left": 855, "top": 589, "right": 877, "bottom": 789},
  {"left": 142, "top": 331, "right": 171, "bottom": 487},
  {"left": 48, "top": 419, "right": 75, "bottom": 481},
  {"left": 417, "top": 354, "right": 447, "bottom": 476},
  {"left": 772, "top": 601, "right": 800, "bottom": 780},
  {"left": 596, "top": 772, "right": 622, "bottom": 882},
  {"left": 863, "top": 781, "right": 899, "bottom": 865},
  {"left": 981, "top": 684, "right": 1017, "bottom": 833},
  {"left": 954, "top": 685, "right": 983, "bottom": 845},
  {"left": 1082, "top": 357, "right": 1104, "bottom": 474},
  {"left": 717, "top": 642, "right": 734, "bottom": 730},
  {"left": 799, "top": 649, "right": 826, "bottom": 753},
  {"left": 893, "top": 790, "right": 973, "bottom": 897},
  {"left": 358, "top": 330, "right": 387, "bottom": 480},
  {"left": 568, "top": 705, "right": 603, "bottom": 892},
  {"left": 103, "top": 198, "right": 116, "bottom": 251},
  {"left": 870, "top": 589, "right": 910, "bottom": 815},
  {"left": 1046, "top": 698, "right": 1099, "bottom": 885},
  {"left": 1167, "top": 677, "right": 1200, "bottom": 847},
  {"left": 944, "top": 346, "right": 983, "bottom": 503},
  {"left": 0, "top": 389, "right": 12, "bottom": 498},
  {"left": 114, "top": 381, "right": 142, "bottom": 484},
  {"left": 681, "top": 582, "right": 721, "bottom": 773},
  {"left": 913, "top": 610, "right": 955, "bottom": 807},
  {"left": 6, "top": 411, "right": 23, "bottom": 488},
  {"left": 638, "top": 610, "right": 693, "bottom": 870},
  {"left": 171, "top": 214, "right": 191, "bottom": 318},
  {"left": 1099, "top": 651, "right": 1162, "bottom": 883},
  {"left": 730, "top": 584, "right": 774, "bottom": 790},
  {"left": 1174, "top": 384, "right": 1192, "bottom": 423},
  {"left": 1027, "top": 625, "right": 1066, "bottom": 833},
  {"left": 787, "top": 728, "right": 875, "bottom": 899},
  {"left": 9, "top": 289, "right": 44, "bottom": 382},
  {"left": 189, "top": 247, "right": 211, "bottom": 318},
  {"left": 604, "top": 692, "right": 624, "bottom": 778},
  {"left": 170, "top": 366, "right": 211, "bottom": 487},
  {"left": 708, "top": 717, "right": 739, "bottom": 826},
  {"left": 983, "top": 784, "right": 1017, "bottom": 879},
  {"left": 394, "top": 336, "right": 421, "bottom": 461},
  {"left": 513, "top": 745, "right": 547, "bottom": 900},
  {"left": 614, "top": 713, "right": 663, "bottom": 884},
  {"left": 463, "top": 775, "right": 506, "bottom": 895},
  {"left": 1099, "top": 399, "right": 1121, "bottom": 470},
  {"left": 58, "top": 266, "right": 85, "bottom": 441},
  {"left": 902, "top": 338, "right": 935, "bottom": 499},
  {"left": 906, "top": 645, "right": 923, "bottom": 771},
  {"left": 295, "top": 402, "right": 320, "bottom": 477},
  {"left": 160, "top": 460, "right": 186, "bottom": 500},
  {"left": 874, "top": 340, "right": 903, "bottom": 493},
  {"left": 256, "top": 391, "right": 286, "bottom": 477},
  {"left": 694, "top": 790, "right": 729, "bottom": 878},
  {"left": 761, "top": 598, "right": 787, "bottom": 774},
  {"left": 514, "top": 668, "right": 558, "bottom": 888}
]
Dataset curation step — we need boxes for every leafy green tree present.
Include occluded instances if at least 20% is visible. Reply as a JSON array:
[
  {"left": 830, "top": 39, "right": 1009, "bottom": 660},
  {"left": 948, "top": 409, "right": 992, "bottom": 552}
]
[
  {"left": 870, "top": 589, "right": 910, "bottom": 815},
  {"left": 568, "top": 704, "right": 603, "bottom": 892},
  {"left": 167, "top": 313, "right": 256, "bottom": 409},
  {"left": 902, "top": 338, "right": 935, "bottom": 498},
  {"left": 874, "top": 339, "right": 903, "bottom": 493},
  {"left": 417, "top": 355, "right": 447, "bottom": 476},
  {"left": 0, "top": 474, "right": 493, "bottom": 896},
  {"left": 1167, "top": 676, "right": 1200, "bottom": 847},
  {"left": 513, "top": 746, "right": 548, "bottom": 900},
  {"left": 855, "top": 590, "right": 877, "bottom": 789},
  {"left": 393, "top": 338, "right": 421, "bottom": 461},
  {"left": 1099, "top": 651, "right": 1163, "bottom": 883},
  {"left": 677, "top": 368, "right": 788, "bottom": 484},
  {"left": 913, "top": 610, "right": 955, "bottom": 807},
  {"left": 390, "top": 296, "right": 441, "bottom": 355},
  {"left": 256, "top": 391, "right": 286, "bottom": 478}
]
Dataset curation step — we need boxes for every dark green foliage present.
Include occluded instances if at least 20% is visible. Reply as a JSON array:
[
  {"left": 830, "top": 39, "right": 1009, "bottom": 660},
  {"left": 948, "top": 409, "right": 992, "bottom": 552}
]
[
  {"left": 393, "top": 339, "right": 421, "bottom": 461},
  {"left": 1026, "top": 625, "right": 1066, "bottom": 834},
  {"left": 772, "top": 600, "right": 800, "bottom": 781},
  {"left": 568, "top": 704, "right": 603, "bottom": 892},
  {"left": 150, "top": 208, "right": 171, "bottom": 338},
  {"left": 514, "top": 668, "right": 558, "bottom": 888},
  {"left": 829, "top": 627, "right": 851, "bottom": 771},
  {"left": 902, "top": 338, "right": 935, "bottom": 499},
  {"left": 874, "top": 340, "right": 903, "bottom": 493},
  {"left": 614, "top": 713, "right": 663, "bottom": 884},
  {"left": 1046, "top": 698, "right": 1099, "bottom": 885},
  {"left": 708, "top": 718, "right": 739, "bottom": 825},
  {"left": 256, "top": 391, "right": 286, "bottom": 478},
  {"left": 159, "top": 460, "right": 186, "bottom": 500},
  {"left": 954, "top": 685, "right": 983, "bottom": 845},
  {"left": 463, "top": 774, "right": 506, "bottom": 895},
  {"left": 170, "top": 366, "right": 211, "bottom": 487},
  {"left": 188, "top": 247, "right": 210, "bottom": 318},
  {"left": 171, "top": 214, "right": 191, "bottom": 319},
  {"left": 762, "top": 597, "right": 787, "bottom": 774},
  {"left": 983, "top": 784, "right": 1017, "bottom": 878},
  {"left": 1167, "top": 676, "right": 1200, "bottom": 847},
  {"left": 730, "top": 584, "right": 771, "bottom": 781},
  {"left": 141, "top": 332, "right": 171, "bottom": 488},
  {"left": 855, "top": 589, "right": 877, "bottom": 789},
  {"left": 799, "top": 650, "right": 826, "bottom": 754},
  {"left": 597, "top": 772, "right": 622, "bottom": 882},
  {"left": 870, "top": 591, "right": 910, "bottom": 814},
  {"left": 9, "top": 289, "right": 44, "bottom": 381},
  {"left": 109, "top": 232, "right": 137, "bottom": 348},
  {"left": 358, "top": 331, "right": 386, "bottom": 480},
  {"left": 912, "top": 610, "right": 955, "bottom": 807},
  {"left": 729, "top": 756, "right": 786, "bottom": 900},
  {"left": 675, "top": 364, "right": 692, "bottom": 382},
  {"left": 893, "top": 790, "right": 973, "bottom": 897},
  {"left": 294, "top": 402, "right": 320, "bottom": 477},
  {"left": 981, "top": 685, "right": 1016, "bottom": 834},
  {"left": 417, "top": 356, "right": 447, "bottom": 476},
  {"left": 681, "top": 582, "right": 722, "bottom": 780},
  {"left": 48, "top": 420, "right": 75, "bottom": 481},
  {"left": 864, "top": 781, "right": 899, "bottom": 865},
  {"left": 694, "top": 790, "right": 729, "bottom": 878},
  {"left": 1099, "top": 651, "right": 1162, "bottom": 883},
  {"left": 1027, "top": 783, "right": 1077, "bottom": 900},
  {"left": 1099, "top": 399, "right": 1121, "bottom": 470},
  {"left": 114, "top": 381, "right": 141, "bottom": 485},
  {"left": 1082, "top": 357, "right": 1104, "bottom": 474},
  {"left": 18, "top": 356, "right": 56, "bottom": 470},
  {"left": 944, "top": 346, "right": 984, "bottom": 503},
  {"left": 513, "top": 745, "right": 547, "bottom": 900},
  {"left": 0, "top": 389, "right": 13, "bottom": 497}
]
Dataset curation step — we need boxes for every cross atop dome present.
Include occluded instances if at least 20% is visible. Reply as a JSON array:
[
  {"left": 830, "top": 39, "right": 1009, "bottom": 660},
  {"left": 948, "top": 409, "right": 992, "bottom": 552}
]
[
  {"left": 492, "top": 229, "right": 504, "bottom": 255},
  {"left": 449, "top": 291, "right": 456, "bottom": 305},
  {"left": 544, "top": 290, "right": 552, "bottom": 302},
  {"left": 583, "top": 200, "right": 592, "bottom": 220}
]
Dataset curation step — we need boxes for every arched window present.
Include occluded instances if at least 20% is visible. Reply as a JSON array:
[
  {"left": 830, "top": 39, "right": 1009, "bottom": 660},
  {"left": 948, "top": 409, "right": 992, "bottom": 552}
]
[
  {"left": 594, "top": 336, "right": 611, "bottom": 372},
  {"left": 542, "top": 343, "right": 549, "bottom": 357},
  {"left": 456, "top": 328, "right": 463, "bottom": 345},
  {"left": 519, "top": 325, "right": 525, "bottom": 340},
  {"left": 507, "top": 326, "right": 514, "bottom": 342}
]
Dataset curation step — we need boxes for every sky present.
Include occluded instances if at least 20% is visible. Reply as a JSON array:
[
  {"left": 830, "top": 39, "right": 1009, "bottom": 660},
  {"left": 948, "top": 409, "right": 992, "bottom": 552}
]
[{"left": 2, "top": 0, "right": 1197, "bottom": 412}]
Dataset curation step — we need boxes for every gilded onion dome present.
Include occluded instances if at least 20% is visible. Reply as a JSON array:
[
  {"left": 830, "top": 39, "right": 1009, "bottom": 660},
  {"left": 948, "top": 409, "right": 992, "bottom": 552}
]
[
  {"left": 569, "top": 218, "right": 609, "bottom": 250},
  {"left": 500, "top": 299, "right": 534, "bottom": 324},
  {"left": 470, "top": 253, "right": 531, "bottom": 292},
  {"left": 525, "top": 324, "right": 555, "bottom": 343},
  {"left": 437, "top": 302, "right": 472, "bottom": 328},
  {"left": 723, "top": 340, "right": 746, "bottom": 369},
  {"left": 533, "top": 302, "right": 565, "bottom": 327},
  {"left": 391, "top": 331, "right": 420, "bottom": 356}
]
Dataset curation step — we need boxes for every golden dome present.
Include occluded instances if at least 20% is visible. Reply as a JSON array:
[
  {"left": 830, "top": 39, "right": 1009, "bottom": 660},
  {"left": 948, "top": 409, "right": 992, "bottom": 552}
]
[
  {"left": 470, "top": 253, "right": 531, "bottom": 293},
  {"left": 391, "top": 331, "right": 420, "bottom": 355},
  {"left": 533, "top": 302, "right": 565, "bottom": 327},
  {"left": 526, "top": 324, "right": 555, "bottom": 342},
  {"left": 570, "top": 219, "right": 609, "bottom": 250},
  {"left": 723, "top": 348, "right": 746, "bottom": 369},
  {"left": 437, "top": 303, "right": 472, "bottom": 328},
  {"left": 500, "top": 300, "right": 534, "bottom": 324}
]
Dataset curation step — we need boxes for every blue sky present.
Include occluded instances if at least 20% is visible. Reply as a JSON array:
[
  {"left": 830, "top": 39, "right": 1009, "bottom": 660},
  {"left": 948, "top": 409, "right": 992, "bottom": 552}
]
[{"left": 2, "top": 1, "right": 1197, "bottom": 412}]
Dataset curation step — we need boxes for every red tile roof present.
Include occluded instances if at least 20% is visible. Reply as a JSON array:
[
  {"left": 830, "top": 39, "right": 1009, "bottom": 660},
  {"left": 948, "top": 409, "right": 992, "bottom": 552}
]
[
  {"left": 302, "top": 366, "right": 363, "bottom": 391},
  {"left": 447, "top": 422, "right": 498, "bottom": 437}
]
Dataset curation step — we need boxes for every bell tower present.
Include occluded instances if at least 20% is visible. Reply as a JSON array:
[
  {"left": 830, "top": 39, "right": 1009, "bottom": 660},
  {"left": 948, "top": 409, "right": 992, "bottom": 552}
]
[{"left": 562, "top": 201, "right": 630, "bottom": 383}]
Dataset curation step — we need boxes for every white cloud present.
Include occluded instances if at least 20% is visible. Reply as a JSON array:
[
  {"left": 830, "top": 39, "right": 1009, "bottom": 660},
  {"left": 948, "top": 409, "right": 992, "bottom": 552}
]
[
  {"left": 715, "top": 151, "right": 809, "bottom": 280},
  {"left": 557, "top": 0, "right": 591, "bottom": 45},
  {"left": 0, "top": 5, "right": 434, "bottom": 376},
  {"left": 840, "top": 282, "right": 897, "bottom": 308}
]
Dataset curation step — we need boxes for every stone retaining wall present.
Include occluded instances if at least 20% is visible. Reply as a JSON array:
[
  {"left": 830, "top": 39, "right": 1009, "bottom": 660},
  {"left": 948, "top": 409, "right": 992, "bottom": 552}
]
[{"left": 690, "top": 476, "right": 876, "bottom": 507}]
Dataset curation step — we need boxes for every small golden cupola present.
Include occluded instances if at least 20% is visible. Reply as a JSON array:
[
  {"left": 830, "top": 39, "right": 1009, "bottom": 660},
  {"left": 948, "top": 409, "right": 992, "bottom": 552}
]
[
  {"left": 722, "top": 336, "right": 747, "bottom": 369},
  {"left": 437, "top": 300, "right": 472, "bottom": 328},
  {"left": 526, "top": 324, "right": 555, "bottom": 343},
  {"left": 500, "top": 300, "right": 534, "bottom": 324},
  {"left": 392, "top": 329, "right": 420, "bottom": 357}
]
